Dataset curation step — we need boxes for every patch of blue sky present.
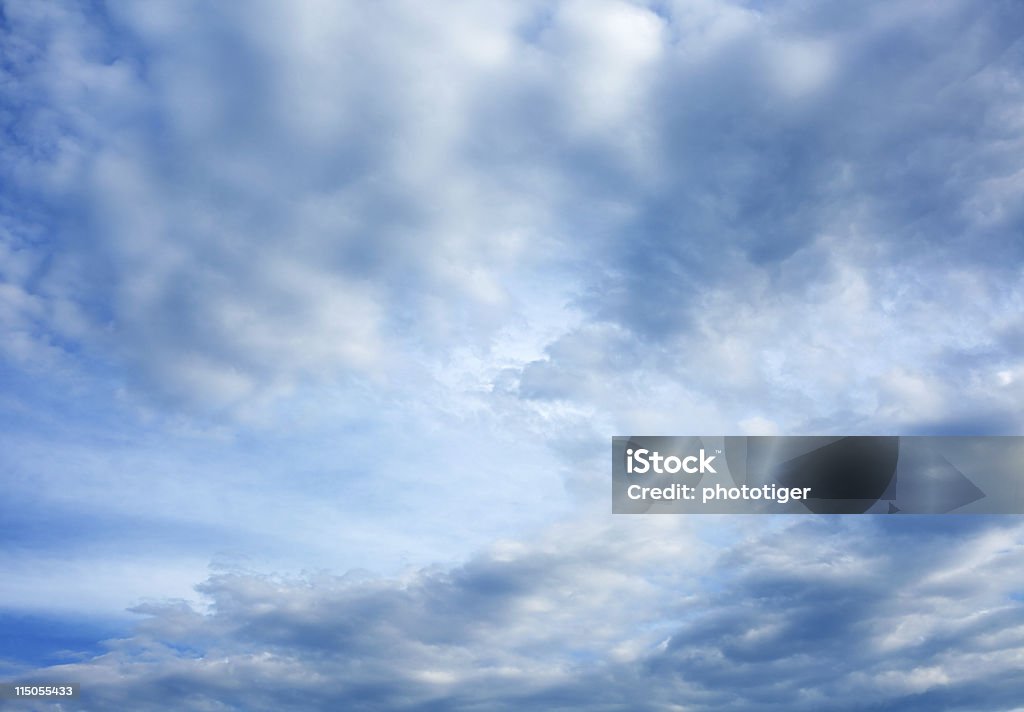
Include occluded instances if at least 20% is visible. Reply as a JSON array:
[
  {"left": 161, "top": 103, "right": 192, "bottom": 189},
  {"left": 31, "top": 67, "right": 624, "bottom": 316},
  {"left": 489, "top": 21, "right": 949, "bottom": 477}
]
[{"left": 0, "top": 611, "right": 127, "bottom": 672}]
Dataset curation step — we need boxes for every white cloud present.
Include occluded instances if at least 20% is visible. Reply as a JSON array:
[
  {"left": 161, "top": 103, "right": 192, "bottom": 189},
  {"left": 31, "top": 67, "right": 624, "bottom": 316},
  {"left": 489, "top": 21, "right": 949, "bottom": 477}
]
[
  {"left": 4, "top": 0, "right": 1024, "bottom": 429},
  {"left": 3, "top": 2, "right": 1024, "bottom": 708}
]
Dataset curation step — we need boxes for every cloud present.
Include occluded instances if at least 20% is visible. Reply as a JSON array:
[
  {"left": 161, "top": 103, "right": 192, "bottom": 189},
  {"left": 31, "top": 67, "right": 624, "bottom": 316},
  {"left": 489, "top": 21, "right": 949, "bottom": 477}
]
[
  {"left": 13, "top": 516, "right": 1020, "bottom": 711},
  {"left": 3, "top": 0, "right": 1023, "bottom": 429},
  {"left": 521, "top": 0, "right": 1024, "bottom": 433},
  {"left": 1, "top": 0, "right": 577, "bottom": 411},
  {"left": 3, "top": 1, "right": 1024, "bottom": 708}
]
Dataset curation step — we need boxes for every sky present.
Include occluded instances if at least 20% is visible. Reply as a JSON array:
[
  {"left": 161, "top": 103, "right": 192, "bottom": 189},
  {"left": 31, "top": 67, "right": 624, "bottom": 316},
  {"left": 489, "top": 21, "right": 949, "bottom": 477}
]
[{"left": 1, "top": 0, "right": 1024, "bottom": 709}]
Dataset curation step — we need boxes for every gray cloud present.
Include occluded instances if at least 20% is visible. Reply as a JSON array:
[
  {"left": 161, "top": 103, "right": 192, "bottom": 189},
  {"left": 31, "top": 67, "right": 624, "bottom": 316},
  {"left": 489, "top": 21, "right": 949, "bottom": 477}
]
[
  {"left": 512, "top": 0, "right": 1024, "bottom": 434},
  {"left": 13, "top": 517, "right": 1020, "bottom": 711}
]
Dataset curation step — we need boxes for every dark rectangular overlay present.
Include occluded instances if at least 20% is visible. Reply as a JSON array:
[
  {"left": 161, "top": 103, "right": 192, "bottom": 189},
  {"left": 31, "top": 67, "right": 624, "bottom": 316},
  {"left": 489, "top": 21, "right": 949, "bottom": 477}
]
[{"left": 612, "top": 436, "right": 1024, "bottom": 514}]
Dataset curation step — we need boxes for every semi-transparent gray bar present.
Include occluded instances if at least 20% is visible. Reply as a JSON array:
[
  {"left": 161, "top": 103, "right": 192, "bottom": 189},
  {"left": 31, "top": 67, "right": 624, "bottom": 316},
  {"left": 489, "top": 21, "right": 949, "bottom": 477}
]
[
  {"left": 612, "top": 436, "right": 1024, "bottom": 514},
  {"left": 0, "top": 683, "right": 80, "bottom": 700}
]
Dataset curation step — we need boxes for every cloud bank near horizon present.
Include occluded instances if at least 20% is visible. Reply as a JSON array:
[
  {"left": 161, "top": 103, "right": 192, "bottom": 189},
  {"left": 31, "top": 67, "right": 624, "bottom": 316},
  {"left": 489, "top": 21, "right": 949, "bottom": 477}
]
[{"left": 20, "top": 516, "right": 1024, "bottom": 711}]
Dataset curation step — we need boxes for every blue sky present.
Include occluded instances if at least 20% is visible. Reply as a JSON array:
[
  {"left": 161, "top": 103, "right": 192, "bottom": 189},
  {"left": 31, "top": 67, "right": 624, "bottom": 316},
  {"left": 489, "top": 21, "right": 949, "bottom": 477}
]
[{"left": 1, "top": 0, "right": 1024, "bottom": 709}]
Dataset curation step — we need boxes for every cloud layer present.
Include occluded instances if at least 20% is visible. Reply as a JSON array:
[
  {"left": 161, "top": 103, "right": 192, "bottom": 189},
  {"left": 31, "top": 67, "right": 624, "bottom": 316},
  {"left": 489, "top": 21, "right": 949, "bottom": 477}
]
[
  {"left": 3, "top": 1, "right": 1024, "bottom": 709},
  {"left": 23, "top": 517, "right": 1024, "bottom": 711},
  {"left": 3, "top": 0, "right": 1023, "bottom": 426}
]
